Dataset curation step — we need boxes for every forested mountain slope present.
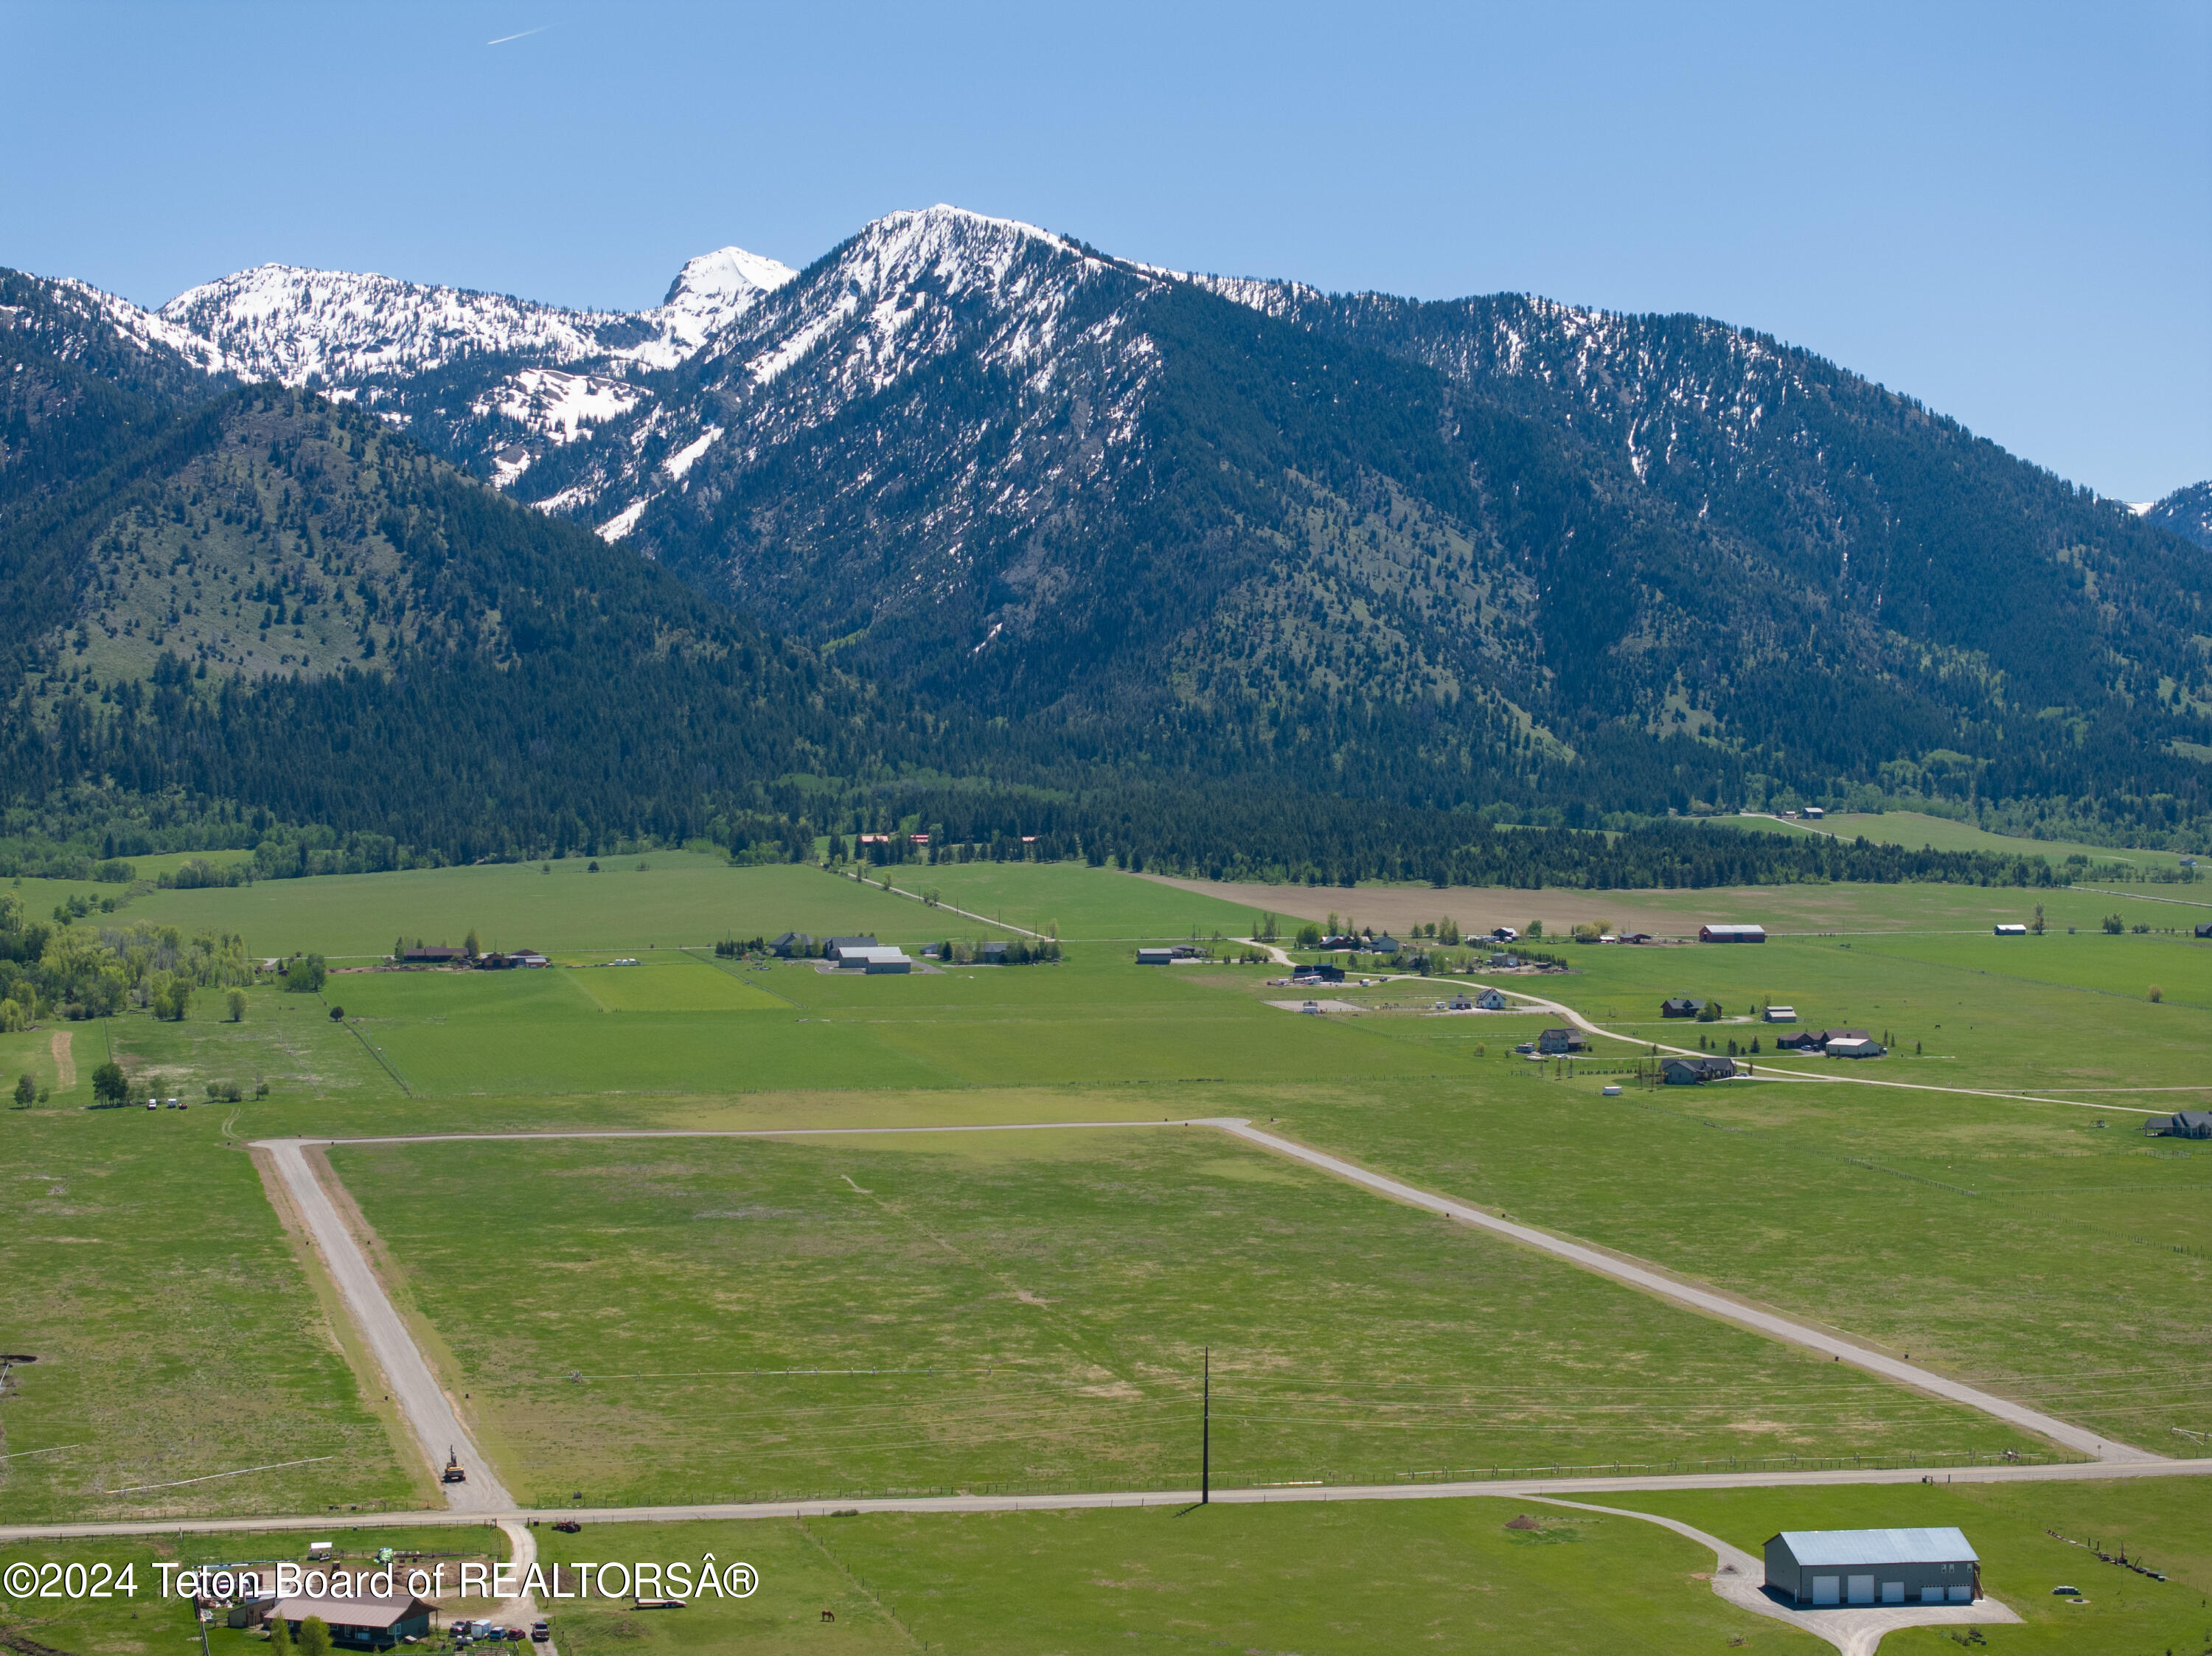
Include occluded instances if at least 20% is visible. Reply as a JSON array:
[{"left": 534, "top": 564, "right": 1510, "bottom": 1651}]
[
  {"left": 518, "top": 208, "right": 2212, "bottom": 831},
  {"left": 7, "top": 209, "right": 2212, "bottom": 860},
  {"left": 2145, "top": 481, "right": 2212, "bottom": 550}
]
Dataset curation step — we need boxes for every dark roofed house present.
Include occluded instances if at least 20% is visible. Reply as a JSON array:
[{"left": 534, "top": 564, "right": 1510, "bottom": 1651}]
[
  {"left": 400, "top": 946, "right": 463, "bottom": 964},
  {"left": 2152, "top": 1110, "right": 2212, "bottom": 1139},
  {"left": 979, "top": 941, "right": 1010, "bottom": 962},
  {"left": 1535, "top": 1027, "right": 1585, "bottom": 1055},
  {"left": 1290, "top": 963, "right": 1345, "bottom": 984},
  {"left": 268, "top": 1593, "right": 436, "bottom": 1651},
  {"left": 1773, "top": 1029, "right": 1824, "bottom": 1051},
  {"left": 2196, "top": 923, "right": 2212, "bottom": 939},
  {"left": 1660, "top": 997, "right": 1701, "bottom": 1018},
  {"left": 1368, "top": 935, "right": 1402, "bottom": 954},
  {"left": 770, "top": 931, "right": 813, "bottom": 957},
  {"left": 1763, "top": 1528, "right": 1979, "bottom": 1607},
  {"left": 1662, "top": 1055, "right": 1736, "bottom": 1085}
]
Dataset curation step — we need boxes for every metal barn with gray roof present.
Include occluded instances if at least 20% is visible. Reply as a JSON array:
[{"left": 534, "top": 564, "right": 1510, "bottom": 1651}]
[{"left": 1764, "top": 1527, "right": 1980, "bottom": 1607}]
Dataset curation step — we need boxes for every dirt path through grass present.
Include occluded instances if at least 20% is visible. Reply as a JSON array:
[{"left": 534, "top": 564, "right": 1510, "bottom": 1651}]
[{"left": 47, "top": 1029, "right": 72, "bottom": 1090}]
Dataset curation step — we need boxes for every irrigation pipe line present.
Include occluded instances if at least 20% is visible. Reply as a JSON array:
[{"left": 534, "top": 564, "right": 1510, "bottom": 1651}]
[{"left": 2074, "top": 886, "right": 2212, "bottom": 911}]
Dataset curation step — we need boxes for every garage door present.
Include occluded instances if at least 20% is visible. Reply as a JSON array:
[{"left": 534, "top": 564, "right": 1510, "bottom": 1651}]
[
  {"left": 1847, "top": 1575, "right": 1875, "bottom": 1605},
  {"left": 1810, "top": 1576, "right": 1840, "bottom": 1606}
]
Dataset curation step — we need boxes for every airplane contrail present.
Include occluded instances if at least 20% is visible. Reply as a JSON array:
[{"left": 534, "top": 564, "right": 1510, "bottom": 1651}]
[{"left": 487, "top": 26, "right": 545, "bottom": 45}]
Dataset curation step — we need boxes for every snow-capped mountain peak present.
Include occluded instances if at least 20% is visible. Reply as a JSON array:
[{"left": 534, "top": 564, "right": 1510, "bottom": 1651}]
[{"left": 647, "top": 246, "right": 797, "bottom": 356}]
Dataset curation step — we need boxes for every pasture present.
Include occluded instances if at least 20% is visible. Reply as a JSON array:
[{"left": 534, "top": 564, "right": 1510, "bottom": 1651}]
[
  {"left": 7, "top": 855, "right": 2206, "bottom": 1556},
  {"left": 113, "top": 854, "right": 948, "bottom": 959},
  {"left": 869, "top": 858, "right": 1272, "bottom": 940},
  {"left": 328, "top": 1127, "right": 2048, "bottom": 1510},
  {"left": 1721, "top": 809, "right": 2204, "bottom": 874},
  {"left": 1140, "top": 866, "right": 2211, "bottom": 940},
  {"left": 0, "top": 1104, "right": 418, "bottom": 1523},
  {"left": 531, "top": 1503, "right": 1829, "bottom": 1655}
]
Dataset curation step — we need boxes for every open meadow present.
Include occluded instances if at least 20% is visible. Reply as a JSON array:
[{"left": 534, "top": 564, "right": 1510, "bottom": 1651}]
[
  {"left": 2, "top": 852, "right": 2205, "bottom": 1655},
  {"left": 1714, "top": 810, "right": 2205, "bottom": 876},
  {"left": 329, "top": 1127, "right": 2042, "bottom": 1508},
  {"left": 1138, "top": 864, "right": 2212, "bottom": 941}
]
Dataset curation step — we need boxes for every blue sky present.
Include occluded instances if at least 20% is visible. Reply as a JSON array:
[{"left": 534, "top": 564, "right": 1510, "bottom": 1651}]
[{"left": 4, "top": 0, "right": 2206, "bottom": 498}]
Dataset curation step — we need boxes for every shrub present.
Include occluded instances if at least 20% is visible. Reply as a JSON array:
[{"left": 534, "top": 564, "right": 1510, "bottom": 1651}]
[
  {"left": 12, "top": 1073, "right": 33, "bottom": 1107},
  {"left": 329, "top": 1004, "right": 345, "bottom": 1020},
  {"left": 226, "top": 987, "right": 248, "bottom": 1022},
  {"left": 2147, "top": 984, "right": 2163, "bottom": 1003}
]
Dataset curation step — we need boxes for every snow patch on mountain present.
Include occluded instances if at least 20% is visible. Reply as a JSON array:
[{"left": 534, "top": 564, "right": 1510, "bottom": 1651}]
[
  {"left": 474, "top": 368, "right": 648, "bottom": 441},
  {"left": 597, "top": 497, "right": 653, "bottom": 542},
  {"left": 664, "top": 425, "right": 722, "bottom": 480}
]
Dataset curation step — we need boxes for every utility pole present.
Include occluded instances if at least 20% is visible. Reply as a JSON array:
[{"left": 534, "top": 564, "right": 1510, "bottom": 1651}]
[{"left": 1201, "top": 1347, "right": 1211, "bottom": 1505}]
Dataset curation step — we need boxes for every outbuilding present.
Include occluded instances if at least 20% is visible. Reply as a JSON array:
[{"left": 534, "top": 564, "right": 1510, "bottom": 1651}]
[
  {"left": 1137, "top": 947, "right": 1176, "bottom": 965},
  {"left": 2151, "top": 1110, "right": 2212, "bottom": 1139},
  {"left": 1763, "top": 1528, "right": 1979, "bottom": 1607},
  {"left": 838, "top": 946, "right": 913, "bottom": 974},
  {"left": 268, "top": 1593, "right": 437, "bottom": 1651},
  {"left": 1763, "top": 1005, "right": 1797, "bottom": 1023},
  {"left": 1291, "top": 963, "right": 1345, "bottom": 984},
  {"left": 1825, "top": 1036, "right": 1885, "bottom": 1059},
  {"left": 1698, "top": 924, "right": 1767, "bottom": 943},
  {"left": 1994, "top": 923, "right": 2028, "bottom": 936},
  {"left": 824, "top": 936, "right": 880, "bottom": 961}
]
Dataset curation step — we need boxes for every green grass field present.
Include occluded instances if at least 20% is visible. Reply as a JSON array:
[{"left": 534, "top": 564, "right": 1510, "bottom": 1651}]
[
  {"left": 110, "top": 855, "right": 958, "bottom": 959},
  {"left": 872, "top": 859, "right": 1275, "bottom": 940},
  {"left": 7, "top": 845, "right": 2207, "bottom": 1656},
  {"left": 330, "top": 1127, "right": 2048, "bottom": 1509},
  {"left": 530, "top": 1503, "right": 1830, "bottom": 1655},
  {"left": 0, "top": 1101, "right": 418, "bottom": 1523},
  {"left": 1719, "top": 810, "right": 2205, "bottom": 875}
]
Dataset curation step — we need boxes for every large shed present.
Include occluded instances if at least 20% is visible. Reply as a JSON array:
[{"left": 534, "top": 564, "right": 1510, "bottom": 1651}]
[
  {"left": 1763, "top": 1528, "right": 1978, "bottom": 1607},
  {"left": 1698, "top": 924, "right": 1767, "bottom": 943},
  {"left": 268, "top": 1593, "right": 436, "bottom": 1650}
]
